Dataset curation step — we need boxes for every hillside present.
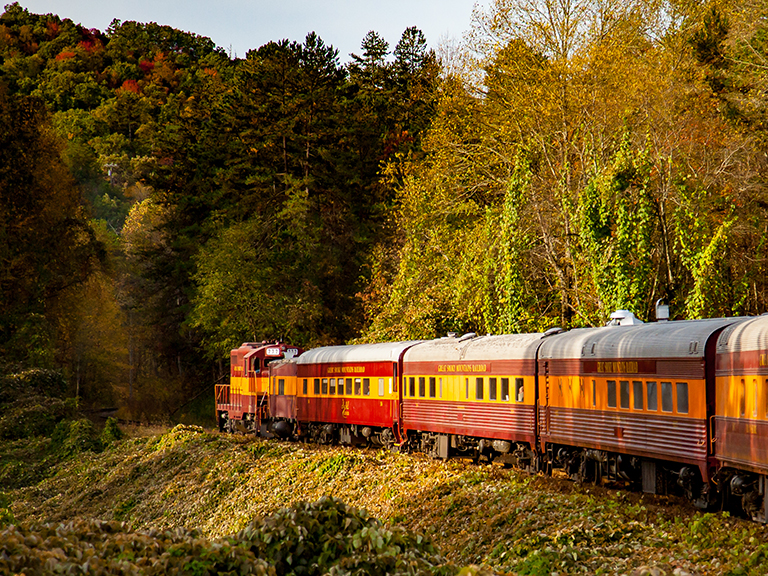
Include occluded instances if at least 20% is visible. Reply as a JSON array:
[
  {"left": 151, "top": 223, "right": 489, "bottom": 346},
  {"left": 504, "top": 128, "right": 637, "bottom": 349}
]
[{"left": 4, "top": 424, "right": 768, "bottom": 575}]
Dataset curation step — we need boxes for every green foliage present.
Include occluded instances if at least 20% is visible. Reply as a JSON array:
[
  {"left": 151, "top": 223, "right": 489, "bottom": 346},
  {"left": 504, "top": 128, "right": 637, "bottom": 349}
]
[
  {"left": 0, "top": 396, "right": 76, "bottom": 441},
  {"left": 234, "top": 496, "right": 451, "bottom": 576},
  {"left": 0, "top": 519, "right": 272, "bottom": 576},
  {"left": 0, "top": 493, "right": 14, "bottom": 528},
  {"left": 0, "top": 497, "right": 453, "bottom": 576},
  {"left": 101, "top": 417, "right": 125, "bottom": 444},
  {"left": 51, "top": 418, "right": 102, "bottom": 457},
  {"left": 0, "top": 368, "right": 67, "bottom": 402},
  {"left": 577, "top": 137, "right": 656, "bottom": 322}
]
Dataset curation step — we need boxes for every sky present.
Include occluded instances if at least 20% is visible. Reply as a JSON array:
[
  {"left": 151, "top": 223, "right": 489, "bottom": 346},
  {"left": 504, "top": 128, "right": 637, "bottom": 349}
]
[{"left": 15, "top": 1, "right": 486, "bottom": 62}]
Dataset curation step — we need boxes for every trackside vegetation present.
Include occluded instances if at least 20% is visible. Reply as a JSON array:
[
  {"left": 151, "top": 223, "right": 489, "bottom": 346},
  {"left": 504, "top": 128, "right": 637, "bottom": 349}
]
[{"left": 3, "top": 424, "right": 768, "bottom": 575}]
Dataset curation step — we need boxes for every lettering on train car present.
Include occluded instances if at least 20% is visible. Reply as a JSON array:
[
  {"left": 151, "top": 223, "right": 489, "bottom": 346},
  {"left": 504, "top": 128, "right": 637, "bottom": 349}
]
[
  {"left": 328, "top": 366, "right": 366, "bottom": 374},
  {"left": 437, "top": 364, "right": 488, "bottom": 373},
  {"left": 760, "top": 353, "right": 768, "bottom": 367},
  {"left": 341, "top": 399, "right": 350, "bottom": 418},
  {"left": 582, "top": 360, "right": 656, "bottom": 374}
]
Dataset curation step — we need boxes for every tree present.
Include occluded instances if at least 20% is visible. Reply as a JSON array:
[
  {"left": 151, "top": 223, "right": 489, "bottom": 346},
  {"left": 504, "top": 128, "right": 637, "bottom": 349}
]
[{"left": 0, "top": 91, "right": 103, "bottom": 369}]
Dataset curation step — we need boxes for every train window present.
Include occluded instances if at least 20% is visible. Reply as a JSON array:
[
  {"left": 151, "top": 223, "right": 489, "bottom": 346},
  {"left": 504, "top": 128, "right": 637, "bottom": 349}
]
[
  {"left": 646, "top": 381, "right": 657, "bottom": 411},
  {"left": 314, "top": 378, "right": 320, "bottom": 395},
  {"left": 330, "top": 378, "right": 336, "bottom": 395},
  {"left": 466, "top": 378, "right": 469, "bottom": 399},
  {"left": 633, "top": 381, "right": 643, "bottom": 409},
  {"left": 409, "top": 377, "right": 415, "bottom": 397},
  {"left": 322, "top": 378, "right": 328, "bottom": 395},
  {"left": 516, "top": 378, "right": 524, "bottom": 402},
  {"left": 501, "top": 378, "right": 510, "bottom": 401},
  {"left": 661, "top": 382, "right": 673, "bottom": 412},
  {"left": 592, "top": 380, "right": 596, "bottom": 407},
  {"left": 740, "top": 379, "right": 746, "bottom": 416},
  {"left": 355, "top": 378, "right": 362, "bottom": 395},
  {"left": 429, "top": 377, "right": 436, "bottom": 398},
  {"left": 753, "top": 379, "right": 758, "bottom": 418},
  {"left": 303, "top": 379, "right": 308, "bottom": 395},
  {"left": 363, "top": 378, "right": 370, "bottom": 396},
  {"left": 763, "top": 378, "right": 768, "bottom": 418},
  {"left": 379, "top": 378, "right": 385, "bottom": 396},
  {"left": 439, "top": 378, "right": 443, "bottom": 397},
  {"left": 389, "top": 378, "right": 393, "bottom": 394},
  {"left": 676, "top": 382, "right": 688, "bottom": 414},
  {"left": 620, "top": 381, "right": 630, "bottom": 409},
  {"left": 489, "top": 378, "right": 497, "bottom": 401},
  {"left": 419, "top": 377, "right": 426, "bottom": 397},
  {"left": 278, "top": 379, "right": 285, "bottom": 395},
  {"left": 346, "top": 378, "right": 352, "bottom": 395},
  {"left": 607, "top": 380, "right": 617, "bottom": 408},
  {"left": 476, "top": 377, "right": 484, "bottom": 400}
]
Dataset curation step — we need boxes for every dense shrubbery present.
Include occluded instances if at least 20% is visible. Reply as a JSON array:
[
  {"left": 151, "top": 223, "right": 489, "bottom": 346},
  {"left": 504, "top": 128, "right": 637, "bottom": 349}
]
[
  {"left": 0, "top": 369, "right": 75, "bottom": 441},
  {"left": 0, "top": 367, "right": 123, "bottom": 489},
  {"left": 0, "top": 497, "right": 455, "bottom": 576},
  {"left": 0, "top": 395, "right": 76, "bottom": 440},
  {"left": 0, "top": 369, "right": 67, "bottom": 403}
]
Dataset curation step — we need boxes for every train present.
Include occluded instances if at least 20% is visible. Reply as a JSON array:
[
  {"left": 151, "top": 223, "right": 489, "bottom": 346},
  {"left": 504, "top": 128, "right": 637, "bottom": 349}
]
[{"left": 215, "top": 306, "right": 768, "bottom": 522}]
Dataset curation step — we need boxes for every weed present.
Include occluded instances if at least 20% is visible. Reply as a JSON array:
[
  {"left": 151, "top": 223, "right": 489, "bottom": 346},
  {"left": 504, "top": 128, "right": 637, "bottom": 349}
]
[{"left": 114, "top": 496, "right": 138, "bottom": 521}]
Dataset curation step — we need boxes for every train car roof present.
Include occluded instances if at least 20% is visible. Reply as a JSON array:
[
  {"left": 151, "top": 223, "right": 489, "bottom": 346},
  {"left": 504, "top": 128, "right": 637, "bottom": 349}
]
[
  {"left": 269, "top": 359, "right": 298, "bottom": 374},
  {"left": 296, "top": 341, "right": 423, "bottom": 365},
  {"left": 404, "top": 332, "right": 544, "bottom": 362},
  {"left": 717, "top": 314, "right": 768, "bottom": 354},
  {"left": 539, "top": 318, "right": 747, "bottom": 360}
]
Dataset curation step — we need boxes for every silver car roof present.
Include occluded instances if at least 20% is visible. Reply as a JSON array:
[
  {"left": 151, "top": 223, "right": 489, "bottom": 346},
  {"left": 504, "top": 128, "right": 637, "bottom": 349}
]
[
  {"left": 717, "top": 315, "right": 768, "bottom": 353},
  {"left": 296, "top": 341, "right": 423, "bottom": 364},
  {"left": 539, "top": 318, "right": 747, "bottom": 360},
  {"left": 404, "top": 333, "right": 544, "bottom": 362}
]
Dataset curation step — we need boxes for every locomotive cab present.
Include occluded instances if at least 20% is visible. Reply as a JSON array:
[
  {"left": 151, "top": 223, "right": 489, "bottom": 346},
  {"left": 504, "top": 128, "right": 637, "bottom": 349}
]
[{"left": 217, "top": 341, "right": 302, "bottom": 433}]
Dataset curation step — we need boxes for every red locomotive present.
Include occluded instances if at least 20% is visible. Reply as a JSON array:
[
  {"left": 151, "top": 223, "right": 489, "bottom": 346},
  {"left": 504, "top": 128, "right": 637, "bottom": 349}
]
[
  {"left": 217, "top": 309, "right": 768, "bottom": 521},
  {"left": 216, "top": 341, "right": 302, "bottom": 434}
]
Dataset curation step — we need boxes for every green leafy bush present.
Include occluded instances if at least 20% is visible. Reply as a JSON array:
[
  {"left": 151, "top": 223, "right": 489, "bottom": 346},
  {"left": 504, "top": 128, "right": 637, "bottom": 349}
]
[
  {"left": 235, "top": 496, "right": 453, "bottom": 576},
  {"left": 0, "top": 498, "right": 456, "bottom": 576},
  {"left": 101, "top": 417, "right": 125, "bottom": 445},
  {"left": 51, "top": 418, "right": 102, "bottom": 456}
]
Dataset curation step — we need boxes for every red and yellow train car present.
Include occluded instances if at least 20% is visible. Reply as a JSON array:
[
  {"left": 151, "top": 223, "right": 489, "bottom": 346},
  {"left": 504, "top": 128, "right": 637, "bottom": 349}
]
[
  {"left": 400, "top": 333, "right": 542, "bottom": 465},
  {"left": 217, "top": 341, "right": 301, "bottom": 433},
  {"left": 293, "top": 341, "right": 421, "bottom": 446},
  {"left": 538, "top": 316, "right": 743, "bottom": 508},
  {"left": 715, "top": 315, "right": 768, "bottom": 520}
]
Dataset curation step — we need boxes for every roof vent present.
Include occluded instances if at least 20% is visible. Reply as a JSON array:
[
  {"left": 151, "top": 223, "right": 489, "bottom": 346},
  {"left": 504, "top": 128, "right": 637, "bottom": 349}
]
[
  {"left": 607, "top": 310, "right": 644, "bottom": 326},
  {"left": 457, "top": 332, "right": 477, "bottom": 342},
  {"left": 447, "top": 332, "right": 457, "bottom": 338},
  {"left": 543, "top": 327, "right": 563, "bottom": 337},
  {"left": 655, "top": 299, "right": 670, "bottom": 322}
]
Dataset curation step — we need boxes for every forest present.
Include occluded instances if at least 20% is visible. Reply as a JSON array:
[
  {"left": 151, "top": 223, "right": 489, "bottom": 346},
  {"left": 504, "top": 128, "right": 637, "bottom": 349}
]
[{"left": 0, "top": 0, "right": 766, "bottom": 420}]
